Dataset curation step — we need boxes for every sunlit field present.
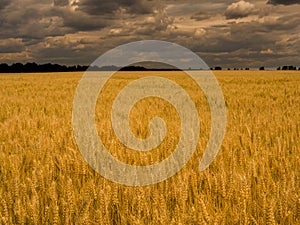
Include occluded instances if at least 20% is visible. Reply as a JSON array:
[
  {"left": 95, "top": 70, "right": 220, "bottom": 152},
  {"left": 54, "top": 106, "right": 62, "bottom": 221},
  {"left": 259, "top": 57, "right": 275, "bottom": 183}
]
[{"left": 0, "top": 71, "right": 299, "bottom": 224}]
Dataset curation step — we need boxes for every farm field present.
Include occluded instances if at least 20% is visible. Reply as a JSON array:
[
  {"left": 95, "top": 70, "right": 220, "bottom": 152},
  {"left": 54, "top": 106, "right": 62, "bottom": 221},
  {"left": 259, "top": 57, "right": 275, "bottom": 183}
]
[{"left": 0, "top": 71, "right": 299, "bottom": 224}]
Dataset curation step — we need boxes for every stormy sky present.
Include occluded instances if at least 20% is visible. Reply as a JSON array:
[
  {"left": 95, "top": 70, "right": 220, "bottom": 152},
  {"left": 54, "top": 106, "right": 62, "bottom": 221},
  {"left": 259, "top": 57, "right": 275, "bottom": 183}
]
[{"left": 0, "top": 0, "right": 300, "bottom": 68}]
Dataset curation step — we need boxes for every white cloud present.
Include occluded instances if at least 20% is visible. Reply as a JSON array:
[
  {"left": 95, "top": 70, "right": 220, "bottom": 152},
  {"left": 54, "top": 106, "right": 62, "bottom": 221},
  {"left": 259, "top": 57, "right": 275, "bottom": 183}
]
[{"left": 225, "top": 0, "right": 255, "bottom": 19}]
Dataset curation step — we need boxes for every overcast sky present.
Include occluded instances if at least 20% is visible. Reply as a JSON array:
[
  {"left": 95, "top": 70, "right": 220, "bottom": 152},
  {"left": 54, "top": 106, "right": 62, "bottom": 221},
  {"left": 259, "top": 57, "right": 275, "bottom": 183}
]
[{"left": 0, "top": 0, "right": 300, "bottom": 68}]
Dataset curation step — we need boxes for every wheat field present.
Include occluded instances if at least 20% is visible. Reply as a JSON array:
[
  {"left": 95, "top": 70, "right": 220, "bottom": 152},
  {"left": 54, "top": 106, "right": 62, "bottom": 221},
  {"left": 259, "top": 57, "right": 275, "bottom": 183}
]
[{"left": 0, "top": 71, "right": 299, "bottom": 224}]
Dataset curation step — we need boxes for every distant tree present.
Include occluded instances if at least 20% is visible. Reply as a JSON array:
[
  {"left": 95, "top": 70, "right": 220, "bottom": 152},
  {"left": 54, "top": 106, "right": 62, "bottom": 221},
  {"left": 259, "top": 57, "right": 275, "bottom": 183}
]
[
  {"left": 76, "top": 65, "right": 88, "bottom": 71},
  {"left": 120, "top": 66, "right": 147, "bottom": 71},
  {"left": 24, "top": 62, "right": 38, "bottom": 72},
  {"left": 288, "top": 65, "right": 295, "bottom": 70},
  {"left": 214, "top": 66, "right": 222, "bottom": 70},
  {"left": 11, "top": 63, "right": 24, "bottom": 72},
  {"left": 227, "top": 68, "right": 231, "bottom": 70},
  {"left": 277, "top": 66, "right": 281, "bottom": 70},
  {"left": 245, "top": 68, "right": 250, "bottom": 70},
  {"left": 0, "top": 63, "right": 9, "bottom": 72},
  {"left": 0, "top": 62, "right": 92, "bottom": 73},
  {"left": 281, "top": 65, "right": 297, "bottom": 70},
  {"left": 68, "top": 66, "right": 76, "bottom": 71},
  {"left": 259, "top": 66, "right": 265, "bottom": 70}
]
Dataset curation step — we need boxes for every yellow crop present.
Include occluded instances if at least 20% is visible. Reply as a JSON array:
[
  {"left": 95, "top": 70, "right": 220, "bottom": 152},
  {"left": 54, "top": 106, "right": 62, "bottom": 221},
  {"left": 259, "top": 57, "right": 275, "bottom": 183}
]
[{"left": 0, "top": 71, "right": 299, "bottom": 224}]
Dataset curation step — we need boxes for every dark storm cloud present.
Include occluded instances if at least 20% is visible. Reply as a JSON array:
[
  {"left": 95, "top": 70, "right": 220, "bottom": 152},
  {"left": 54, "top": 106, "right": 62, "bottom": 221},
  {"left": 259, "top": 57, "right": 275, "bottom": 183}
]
[
  {"left": 53, "top": 0, "right": 69, "bottom": 6},
  {"left": 0, "top": 0, "right": 110, "bottom": 40},
  {"left": 75, "top": 0, "right": 118, "bottom": 14},
  {"left": 191, "top": 12, "right": 213, "bottom": 21},
  {"left": 168, "top": 5, "right": 297, "bottom": 66},
  {"left": 190, "top": 30, "right": 268, "bottom": 54},
  {"left": 50, "top": 7, "right": 108, "bottom": 31},
  {"left": 76, "top": 0, "right": 155, "bottom": 15},
  {"left": 63, "top": 15, "right": 106, "bottom": 31},
  {"left": 0, "top": 0, "right": 10, "bottom": 10},
  {"left": 0, "top": 38, "right": 24, "bottom": 53},
  {"left": 268, "top": 0, "right": 300, "bottom": 5},
  {"left": 195, "top": 14, "right": 299, "bottom": 54}
]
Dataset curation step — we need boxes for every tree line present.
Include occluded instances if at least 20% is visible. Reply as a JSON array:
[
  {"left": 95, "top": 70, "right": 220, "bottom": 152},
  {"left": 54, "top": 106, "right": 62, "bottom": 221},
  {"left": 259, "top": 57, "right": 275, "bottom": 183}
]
[
  {"left": 0, "top": 63, "right": 88, "bottom": 73},
  {"left": 0, "top": 62, "right": 300, "bottom": 72},
  {"left": 212, "top": 66, "right": 300, "bottom": 71}
]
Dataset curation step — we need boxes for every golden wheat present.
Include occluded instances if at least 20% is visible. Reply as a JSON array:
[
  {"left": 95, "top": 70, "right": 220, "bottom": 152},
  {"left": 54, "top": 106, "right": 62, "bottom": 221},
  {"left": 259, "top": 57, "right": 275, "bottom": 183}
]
[{"left": 0, "top": 71, "right": 299, "bottom": 224}]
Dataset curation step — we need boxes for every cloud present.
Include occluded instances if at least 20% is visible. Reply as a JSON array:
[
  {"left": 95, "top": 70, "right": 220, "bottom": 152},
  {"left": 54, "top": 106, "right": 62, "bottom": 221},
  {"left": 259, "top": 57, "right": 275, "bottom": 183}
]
[
  {"left": 0, "top": 0, "right": 10, "bottom": 10},
  {"left": 225, "top": 0, "right": 255, "bottom": 19},
  {"left": 75, "top": 0, "right": 155, "bottom": 15},
  {"left": 135, "top": 8, "right": 174, "bottom": 35},
  {"left": 0, "top": 38, "right": 24, "bottom": 53},
  {"left": 0, "top": 0, "right": 112, "bottom": 40},
  {"left": 185, "top": 10, "right": 300, "bottom": 67},
  {"left": 51, "top": 7, "right": 108, "bottom": 31},
  {"left": 191, "top": 12, "right": 214, "bottom": 21},
  {"left": 268, "top": 0, "right": 300, "bottom": 5},
  {"left": 260, "top": 48, "right": 274, "bottom": 54},
  {"left": 53, "top": 0, "right": 69, "bottom": 6}
]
